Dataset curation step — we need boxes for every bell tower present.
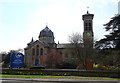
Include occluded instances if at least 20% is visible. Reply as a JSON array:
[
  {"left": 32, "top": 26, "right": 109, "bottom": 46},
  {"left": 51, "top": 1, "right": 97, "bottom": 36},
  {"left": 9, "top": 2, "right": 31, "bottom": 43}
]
[{"left": 82, "top": 11, "right": 94, "bottom": 48}]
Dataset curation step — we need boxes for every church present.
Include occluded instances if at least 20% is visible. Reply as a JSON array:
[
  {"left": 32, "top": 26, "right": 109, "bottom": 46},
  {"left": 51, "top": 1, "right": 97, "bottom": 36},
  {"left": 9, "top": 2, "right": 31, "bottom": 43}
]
[{"left": 24, "top": 11, "right": 94, "bottom": 68}]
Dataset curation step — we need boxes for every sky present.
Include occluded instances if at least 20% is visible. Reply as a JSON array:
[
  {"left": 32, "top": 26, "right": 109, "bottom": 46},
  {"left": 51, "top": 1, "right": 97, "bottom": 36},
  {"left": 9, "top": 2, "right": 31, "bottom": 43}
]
[{"left": 0, "top": 0, "right": 119, "bottom": 53}]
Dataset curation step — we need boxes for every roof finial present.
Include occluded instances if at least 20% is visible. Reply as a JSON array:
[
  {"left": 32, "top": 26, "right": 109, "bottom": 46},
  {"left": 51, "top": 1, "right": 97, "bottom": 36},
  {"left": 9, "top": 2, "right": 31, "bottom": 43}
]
[
  {"left": 87, "top": 6, "right": 89, "bottom": 14},
  {"left": 31, "top": 37, "right": 34, "bottom": 42},
  {"left": 58, "top": 41, "right": 59, "bottom": 44},
  {"left": 46, "top": 22, "right": 48, "bottom": 27}
]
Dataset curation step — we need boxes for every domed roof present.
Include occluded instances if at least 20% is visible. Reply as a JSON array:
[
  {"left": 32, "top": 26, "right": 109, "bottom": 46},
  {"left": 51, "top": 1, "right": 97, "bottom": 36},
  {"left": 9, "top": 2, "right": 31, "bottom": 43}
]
[{"left": 39, "top": 25, "right": 54, "bottom": 37}]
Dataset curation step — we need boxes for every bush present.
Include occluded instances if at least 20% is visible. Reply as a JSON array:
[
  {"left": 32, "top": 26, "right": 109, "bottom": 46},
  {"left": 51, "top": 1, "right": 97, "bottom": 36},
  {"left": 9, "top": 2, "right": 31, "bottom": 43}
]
[
  {"left": 107, "top": 66, "right": 120, "bottom": 71},
  {"left": 93, "top": 64, "right": 120, "bottom": 71},
  {"left": 93, "top": 64, "right": 107, "bottom": 70}
]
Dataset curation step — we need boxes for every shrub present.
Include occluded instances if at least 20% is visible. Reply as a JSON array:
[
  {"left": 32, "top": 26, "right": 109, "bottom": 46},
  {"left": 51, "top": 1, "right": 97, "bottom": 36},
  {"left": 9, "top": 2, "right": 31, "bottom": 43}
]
[{"left": 93, "top": 64, "right": 107, "bottom": 70}]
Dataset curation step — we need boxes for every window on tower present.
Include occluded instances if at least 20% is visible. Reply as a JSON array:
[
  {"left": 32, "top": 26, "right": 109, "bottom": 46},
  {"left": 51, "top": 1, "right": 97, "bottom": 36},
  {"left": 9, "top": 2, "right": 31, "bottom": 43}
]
[
  {"left": 88, "top": 22, "right": 92, "bottom": 31},
  {"left": 88, "top": 20, "right": 92, "bottom": 31},
  {"left": 89, "top": 22, "right": 91, "bottom": 27},
  {"left": 85, "top": 23, "right": 88, "bottom": 26},
  {"left": 85, "top": 23, "right": 88, "bottom": 31}
]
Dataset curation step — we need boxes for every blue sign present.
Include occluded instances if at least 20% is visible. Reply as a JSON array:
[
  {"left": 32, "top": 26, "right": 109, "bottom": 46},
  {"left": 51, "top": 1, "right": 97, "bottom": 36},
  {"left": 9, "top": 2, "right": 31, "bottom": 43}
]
[{"left": 10, "top": 53, "right": 24, "bottom": 68}]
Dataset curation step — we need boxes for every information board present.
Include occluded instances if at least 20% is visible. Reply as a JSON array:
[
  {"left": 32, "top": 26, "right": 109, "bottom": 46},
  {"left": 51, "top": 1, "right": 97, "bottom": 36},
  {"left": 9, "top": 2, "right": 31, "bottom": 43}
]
[{"left": 10, "top": 53, "right": 24, "bottom": 68}]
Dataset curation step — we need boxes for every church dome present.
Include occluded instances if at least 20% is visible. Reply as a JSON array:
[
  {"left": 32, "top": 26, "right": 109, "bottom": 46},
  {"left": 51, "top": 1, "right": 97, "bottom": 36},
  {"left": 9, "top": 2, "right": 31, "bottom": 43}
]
[{"left": 39, "top": 25, "right": 54, "bottom": 37}]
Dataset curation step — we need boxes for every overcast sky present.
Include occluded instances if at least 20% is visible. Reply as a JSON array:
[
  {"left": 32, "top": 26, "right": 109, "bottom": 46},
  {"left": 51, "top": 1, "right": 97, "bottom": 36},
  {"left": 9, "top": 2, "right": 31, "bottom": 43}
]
[{"left": 0, "top": 0, "right": 119, "bottom": 52}]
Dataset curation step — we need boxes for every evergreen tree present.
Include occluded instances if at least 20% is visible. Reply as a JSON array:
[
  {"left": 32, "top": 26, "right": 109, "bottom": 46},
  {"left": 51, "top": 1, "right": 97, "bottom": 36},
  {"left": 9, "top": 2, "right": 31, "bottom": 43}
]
[
  {"left": 96, "top": 14, "right": 120, "bottom": 50},
  {"left": 4, "top": 50, "right": 16, "bottom": 64}
]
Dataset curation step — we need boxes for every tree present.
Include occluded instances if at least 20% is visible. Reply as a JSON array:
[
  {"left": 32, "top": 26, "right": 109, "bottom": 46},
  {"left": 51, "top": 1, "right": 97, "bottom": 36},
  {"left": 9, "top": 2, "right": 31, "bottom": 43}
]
[
  {"left": 68, "top": 32, "right": 85, "bottom": 69},
  {"left": 69, "top": 32, "right": 83, "bottom": 44},
  {"left": 45, "top": 49, "right": 62, "bottom": 68},
  {"left": 2, "top": 49, "right": 23, "bottom": 68},
  {"left": 96, "top": 14, "right": 120, "bottom": 50},
  {"left": 3, "top": 50, "right": 17, "bottom": 64},
  {"left": 68, "top": 32, "right": 96, "bottom": 69},
  {"left": 95, "top": 15, "right": 120, "bottom": 68},
  {"left": 0, "top": 51, "right": 7, "bottom": 63}
]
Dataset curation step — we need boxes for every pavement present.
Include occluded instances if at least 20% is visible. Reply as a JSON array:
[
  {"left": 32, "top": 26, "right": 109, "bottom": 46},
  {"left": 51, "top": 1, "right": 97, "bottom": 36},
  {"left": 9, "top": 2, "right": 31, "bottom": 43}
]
[{"left": 1, "top": 78, "right": 120, "bottom": 83}]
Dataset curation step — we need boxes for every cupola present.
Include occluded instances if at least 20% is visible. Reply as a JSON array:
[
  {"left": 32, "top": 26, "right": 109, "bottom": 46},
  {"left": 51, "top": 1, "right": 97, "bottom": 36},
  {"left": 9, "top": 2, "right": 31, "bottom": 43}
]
[{"left": 39, "top": 25, "right": 55, "bottom": 44}]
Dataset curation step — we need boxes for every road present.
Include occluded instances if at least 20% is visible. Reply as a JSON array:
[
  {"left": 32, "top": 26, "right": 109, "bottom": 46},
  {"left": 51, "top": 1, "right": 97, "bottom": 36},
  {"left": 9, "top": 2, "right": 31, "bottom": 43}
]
[
  {"left": 1, "top": 80, "right": 58, "bottom": 83},
  {"left": 1, "top": 80, "right": 120, "bottom": 83}
]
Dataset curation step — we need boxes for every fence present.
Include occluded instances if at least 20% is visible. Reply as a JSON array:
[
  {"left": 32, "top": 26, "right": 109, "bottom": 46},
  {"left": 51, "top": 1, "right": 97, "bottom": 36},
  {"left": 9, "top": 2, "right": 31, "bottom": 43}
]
[{"left": 1, "top": 68, "right": 119, "bottom": 78}]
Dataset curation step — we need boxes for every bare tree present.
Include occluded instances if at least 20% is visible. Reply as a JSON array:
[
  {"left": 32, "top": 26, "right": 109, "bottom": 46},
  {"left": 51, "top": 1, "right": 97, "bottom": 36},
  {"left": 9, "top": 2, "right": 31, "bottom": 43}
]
[
  {"left": 68, "top": 32, "right": 95, "bottom": 69},
  {"left": 68, "top": 32, "right": 86, "bottom": 69},
  {"left": 69, "top": 32, "right": 83, "bottom": 44}
]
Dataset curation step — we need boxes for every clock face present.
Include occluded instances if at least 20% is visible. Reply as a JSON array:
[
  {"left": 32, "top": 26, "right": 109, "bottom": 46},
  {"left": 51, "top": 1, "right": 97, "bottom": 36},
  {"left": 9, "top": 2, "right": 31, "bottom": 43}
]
[{"left": 87, "top": 32, "right": 90, "bottom": 36}]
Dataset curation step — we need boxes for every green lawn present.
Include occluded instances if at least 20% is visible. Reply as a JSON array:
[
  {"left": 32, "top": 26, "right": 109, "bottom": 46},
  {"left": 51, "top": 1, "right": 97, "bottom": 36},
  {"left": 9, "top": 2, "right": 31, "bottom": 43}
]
[{"left": 1, "top": 74, "right": 120, "bottom": 80}]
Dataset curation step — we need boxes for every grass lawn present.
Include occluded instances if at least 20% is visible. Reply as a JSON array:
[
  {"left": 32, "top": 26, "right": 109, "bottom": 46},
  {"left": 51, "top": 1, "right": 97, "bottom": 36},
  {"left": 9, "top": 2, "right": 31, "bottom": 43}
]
[{"left": 1, "top": 74, "right": 120, "bottom": 80}]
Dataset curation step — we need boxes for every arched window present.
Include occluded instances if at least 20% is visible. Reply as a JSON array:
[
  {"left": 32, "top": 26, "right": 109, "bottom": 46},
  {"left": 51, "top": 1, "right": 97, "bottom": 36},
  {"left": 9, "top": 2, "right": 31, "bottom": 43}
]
[
  {"left": 88, "top": 20, "right": 92, "bottom": 31},
  {"left": 32, "top": 48, "right": 35, "bottom": 56},
  {"left": 85, "top": 22, "right": 88, "bottom": 31},
  {"left": 88, "top": 22, "right": 92, "bottom": 31},
  {"left": 36, "top": 49, "right": 39, "bottom": 56},
  {"left": 40, "top": 48, "right": 43, "bottom": 56},
  {"left": 36, "top": 45, "right": 39, "bottom": 56}
]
